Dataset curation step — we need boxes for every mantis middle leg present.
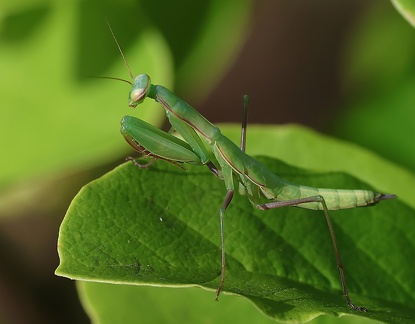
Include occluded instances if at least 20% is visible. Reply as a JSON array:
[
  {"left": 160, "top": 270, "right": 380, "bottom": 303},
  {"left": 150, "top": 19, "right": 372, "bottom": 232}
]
[{"left": 215, "top": 96, "right": 250, "bottom": 299}]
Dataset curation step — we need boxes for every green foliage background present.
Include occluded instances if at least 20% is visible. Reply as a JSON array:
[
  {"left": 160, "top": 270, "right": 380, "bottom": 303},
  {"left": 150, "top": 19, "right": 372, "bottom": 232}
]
[{"left": 1, "top": 0, "right": 414, "bottom": 323}]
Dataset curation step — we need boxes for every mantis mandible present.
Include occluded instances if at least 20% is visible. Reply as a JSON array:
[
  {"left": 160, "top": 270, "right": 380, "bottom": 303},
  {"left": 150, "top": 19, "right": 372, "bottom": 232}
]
[{"left": 107, "top": 23, "right": 396, "bottom": 312}]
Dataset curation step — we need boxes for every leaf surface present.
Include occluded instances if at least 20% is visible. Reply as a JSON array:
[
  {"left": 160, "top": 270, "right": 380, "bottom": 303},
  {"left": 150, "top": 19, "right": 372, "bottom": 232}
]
[{"left": 56, "top": 125, "right": 415, "bottom": 323}]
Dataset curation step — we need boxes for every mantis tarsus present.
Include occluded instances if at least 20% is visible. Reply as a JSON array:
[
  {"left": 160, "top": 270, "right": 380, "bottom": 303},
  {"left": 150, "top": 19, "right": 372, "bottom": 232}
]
[{"left": 107, "top": 23, "right": 396, "bottom": 312}]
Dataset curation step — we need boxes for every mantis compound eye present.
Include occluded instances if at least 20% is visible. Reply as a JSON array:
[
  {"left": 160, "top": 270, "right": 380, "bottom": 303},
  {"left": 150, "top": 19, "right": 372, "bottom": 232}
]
[{"left": 128, "top": 74, "right": 151, "bottom": 107}]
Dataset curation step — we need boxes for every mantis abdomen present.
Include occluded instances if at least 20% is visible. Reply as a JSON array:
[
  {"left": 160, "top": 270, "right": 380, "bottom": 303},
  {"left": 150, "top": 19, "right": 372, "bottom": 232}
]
[
  {"left": 272, "top": 184, "right": 387, "bottom": 210},
  {"left": 214, "top": 135, "right": 392, "bottom": 211}
]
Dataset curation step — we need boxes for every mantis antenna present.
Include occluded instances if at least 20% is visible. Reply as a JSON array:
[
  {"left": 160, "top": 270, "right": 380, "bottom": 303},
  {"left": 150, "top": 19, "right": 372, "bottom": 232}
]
[{"left": 105, "top": 18, "right": 135, "bottom": 80}]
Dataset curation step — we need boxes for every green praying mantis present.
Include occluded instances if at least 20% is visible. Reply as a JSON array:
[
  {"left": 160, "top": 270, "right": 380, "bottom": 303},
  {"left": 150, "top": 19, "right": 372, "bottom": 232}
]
[{"left": 106, "top": 24, "right": 396, "bottom": 312}]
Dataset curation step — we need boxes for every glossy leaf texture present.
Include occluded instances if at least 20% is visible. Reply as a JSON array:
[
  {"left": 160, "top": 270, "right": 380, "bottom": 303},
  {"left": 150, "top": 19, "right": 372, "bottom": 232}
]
[{"left": 56, "top": 125, "right": 415, "bottom": 323}]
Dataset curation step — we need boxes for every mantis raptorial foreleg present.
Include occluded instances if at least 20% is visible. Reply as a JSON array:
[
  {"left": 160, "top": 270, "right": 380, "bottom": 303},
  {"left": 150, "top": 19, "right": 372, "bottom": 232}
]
[
  {"left": 106, "top": 22, "right": 397, "bottom": 311},
  {"left": 126, "top": 156, "right": 157, "bottom": 169}
]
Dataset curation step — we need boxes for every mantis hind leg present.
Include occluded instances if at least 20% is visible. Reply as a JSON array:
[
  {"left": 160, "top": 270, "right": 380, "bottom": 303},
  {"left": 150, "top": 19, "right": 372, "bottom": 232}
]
[{"left": 258, "top": 196, "right": 367, "bottom": 312}]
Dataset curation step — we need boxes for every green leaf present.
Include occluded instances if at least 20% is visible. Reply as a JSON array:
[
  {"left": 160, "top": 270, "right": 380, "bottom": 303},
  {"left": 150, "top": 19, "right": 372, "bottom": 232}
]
[
  {"left": 56, "top": 125, "right": 414, "bottom": 323},
  {"left": 333, "top": 3, "right": 415, "bottom": 172},
  {"left": 392, "top": 0, "right": 415, "bottom": 28},
  {"left": 77, "top": 283, "right": 277, "bottom": 324}
]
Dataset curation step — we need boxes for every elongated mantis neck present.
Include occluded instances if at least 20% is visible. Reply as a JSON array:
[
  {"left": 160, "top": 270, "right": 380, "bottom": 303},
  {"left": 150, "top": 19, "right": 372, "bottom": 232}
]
[{"left": 147, "top": 84, "right": 158, "bottom": 101}]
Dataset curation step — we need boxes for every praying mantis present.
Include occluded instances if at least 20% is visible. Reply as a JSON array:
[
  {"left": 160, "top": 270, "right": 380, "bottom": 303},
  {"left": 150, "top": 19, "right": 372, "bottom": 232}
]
[{"left": 107, "top": 24, "right": 396, "bottom": 312}]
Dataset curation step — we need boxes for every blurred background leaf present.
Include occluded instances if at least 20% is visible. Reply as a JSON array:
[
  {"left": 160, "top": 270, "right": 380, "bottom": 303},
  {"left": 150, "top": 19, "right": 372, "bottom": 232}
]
[
  {"left": 392, "top": 0, "right": 415, "bottom": 27},
  {"left": 331, "top": 1, "right": 415, "bottom": 173},
  {"left": 0, "top": 0, "right": 251, "bottom": 189}
]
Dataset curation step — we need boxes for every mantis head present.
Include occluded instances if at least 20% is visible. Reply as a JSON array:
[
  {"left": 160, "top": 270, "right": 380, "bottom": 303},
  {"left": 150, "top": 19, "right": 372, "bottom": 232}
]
[{"left": 128, "top": 74, "right": 152, "bottom": 108}]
